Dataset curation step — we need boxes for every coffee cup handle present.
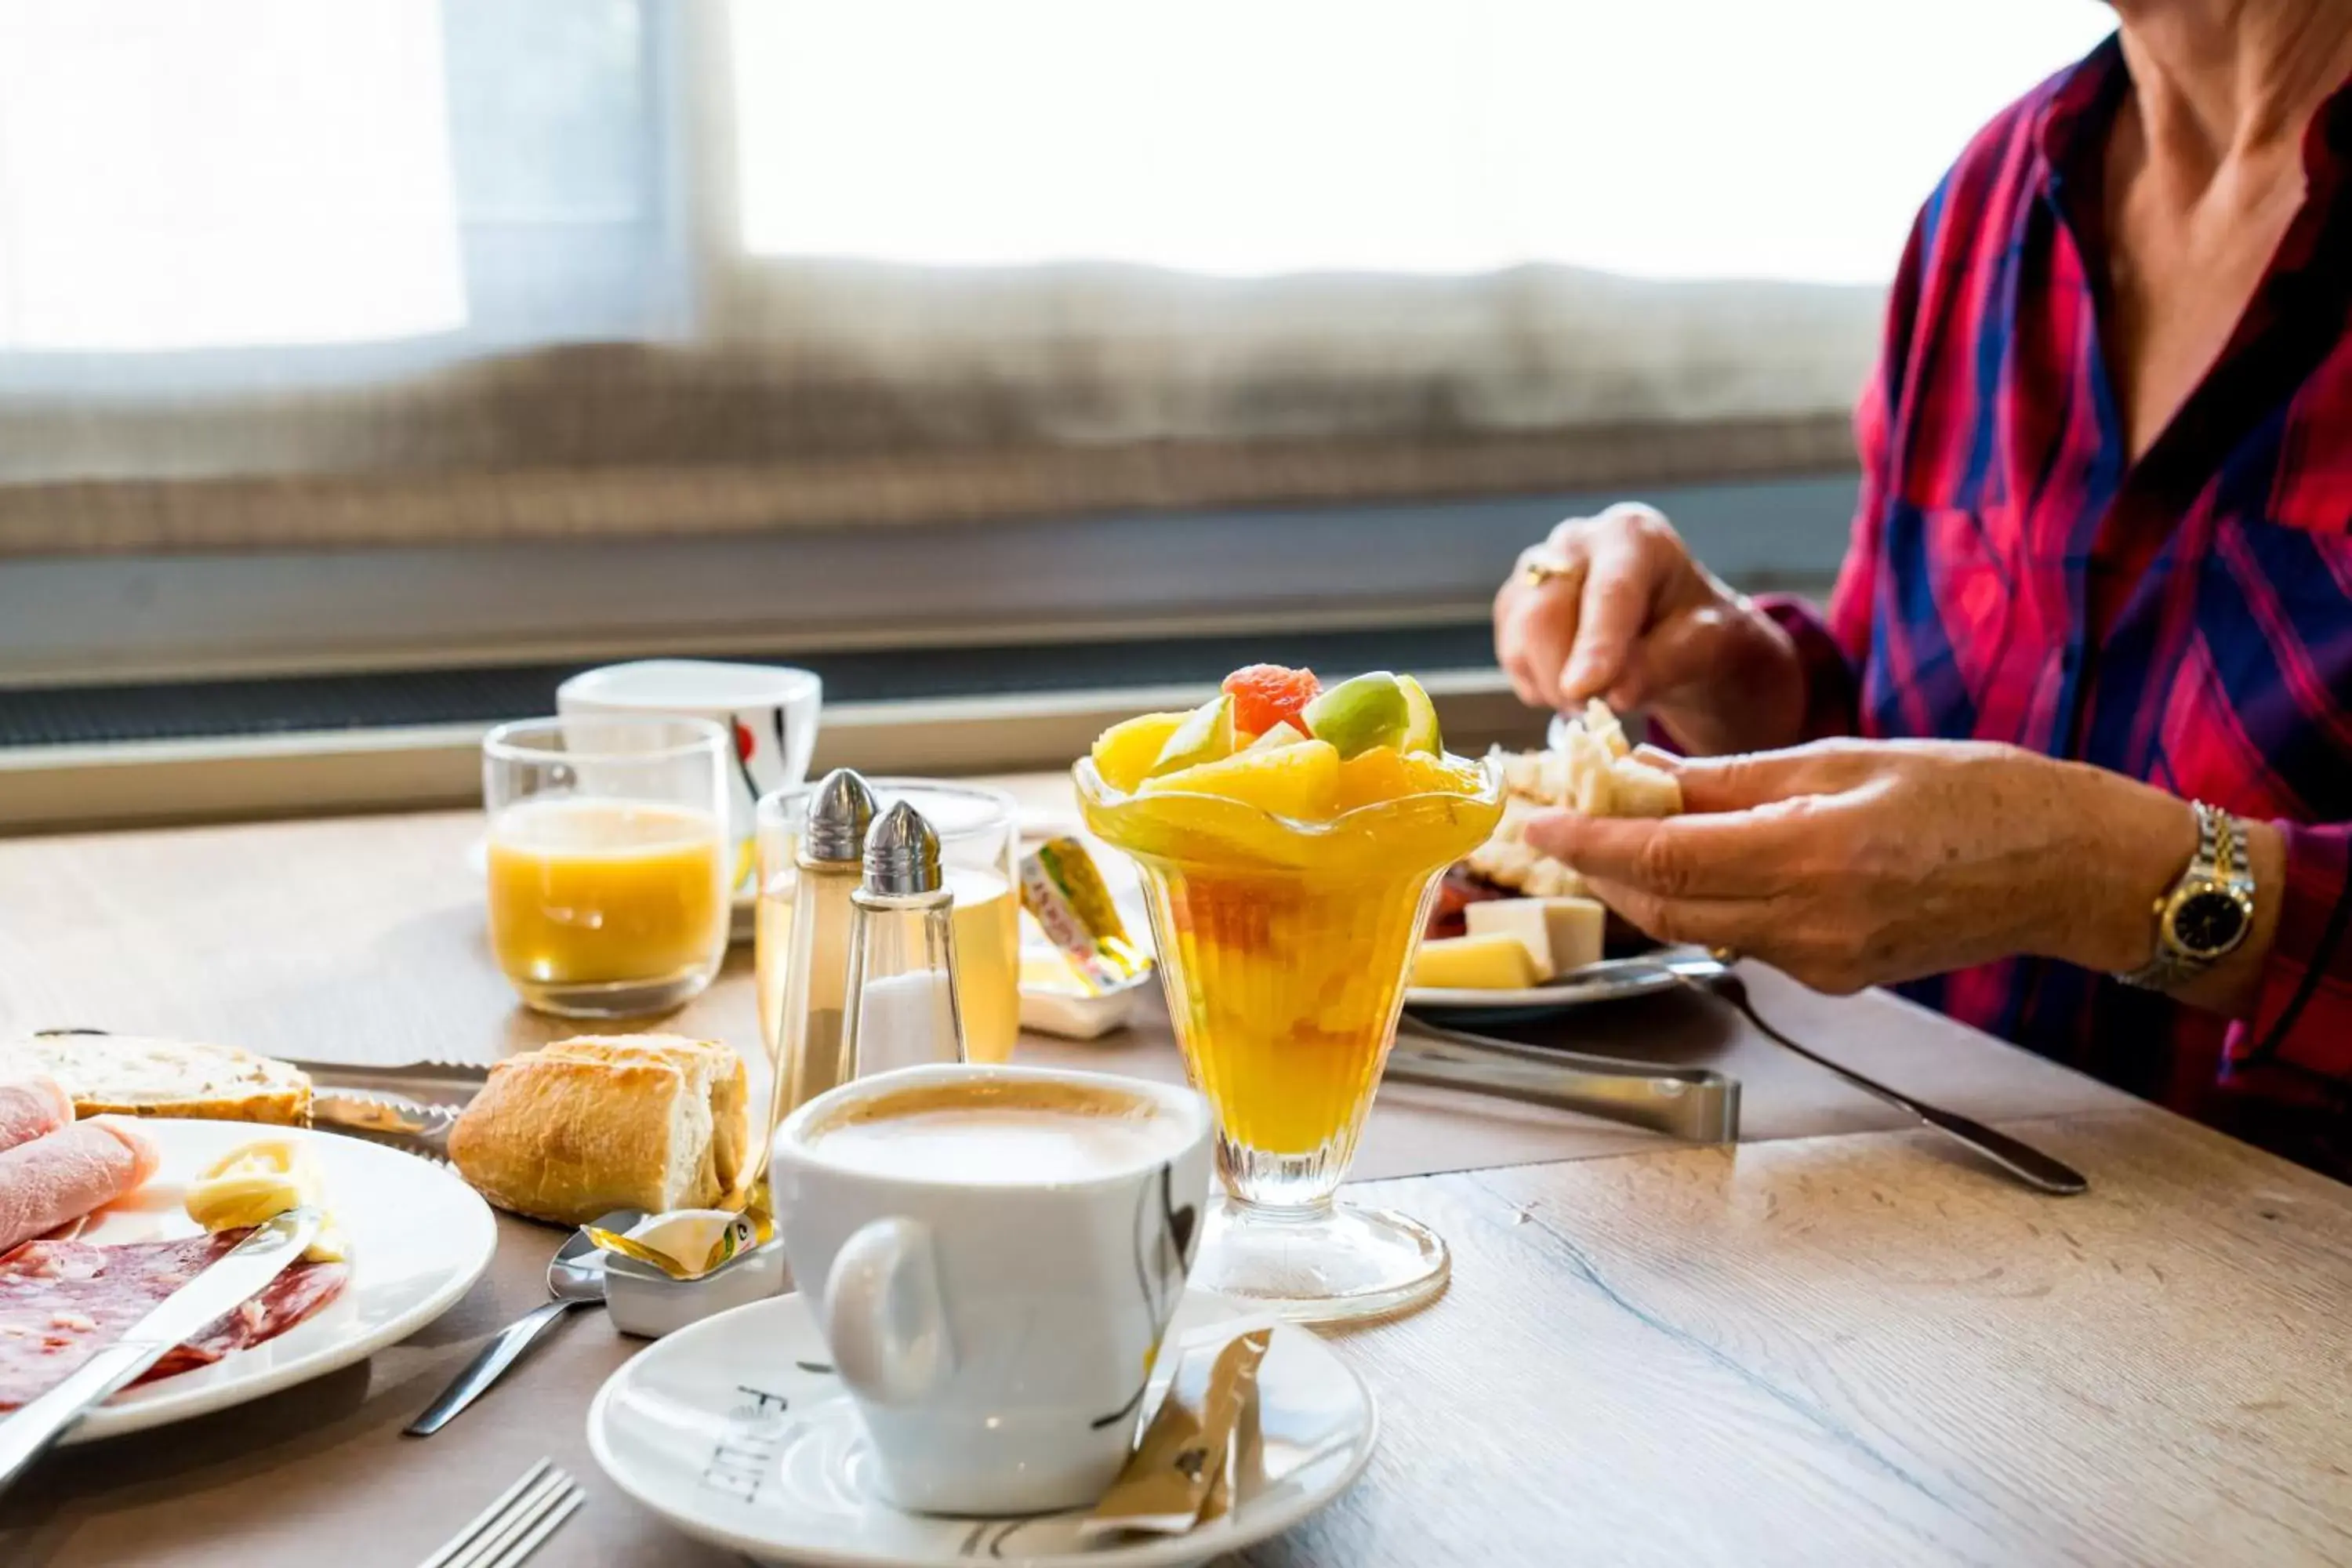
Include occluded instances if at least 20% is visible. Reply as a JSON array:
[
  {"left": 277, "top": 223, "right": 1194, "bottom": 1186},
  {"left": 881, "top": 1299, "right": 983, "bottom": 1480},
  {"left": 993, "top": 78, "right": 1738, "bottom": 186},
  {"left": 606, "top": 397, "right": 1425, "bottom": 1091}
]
[{"left": 822, "top": 1217, "right": 956, "bottom": 1404}]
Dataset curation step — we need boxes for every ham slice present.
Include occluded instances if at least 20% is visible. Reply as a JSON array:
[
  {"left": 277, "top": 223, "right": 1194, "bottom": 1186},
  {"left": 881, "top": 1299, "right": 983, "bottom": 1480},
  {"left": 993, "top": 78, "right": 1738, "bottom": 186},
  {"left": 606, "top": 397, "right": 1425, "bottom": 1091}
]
[
  {"left": 0, "top": 1119, "right": 159, "bottom": 1254},
  {"left": 0, "top": 1076, "right": 71, "bottom": 1156},
  {"left": 0, "top": 1232, "right": 349, "bottom": 1410}
]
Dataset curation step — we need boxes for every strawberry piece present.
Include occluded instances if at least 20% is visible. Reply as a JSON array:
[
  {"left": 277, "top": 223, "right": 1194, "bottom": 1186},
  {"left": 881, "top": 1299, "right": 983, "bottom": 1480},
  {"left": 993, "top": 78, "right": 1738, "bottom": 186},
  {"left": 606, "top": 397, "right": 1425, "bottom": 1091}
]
[{"left": 1220, "top": 664, "right": 1321, "bottom": 737}]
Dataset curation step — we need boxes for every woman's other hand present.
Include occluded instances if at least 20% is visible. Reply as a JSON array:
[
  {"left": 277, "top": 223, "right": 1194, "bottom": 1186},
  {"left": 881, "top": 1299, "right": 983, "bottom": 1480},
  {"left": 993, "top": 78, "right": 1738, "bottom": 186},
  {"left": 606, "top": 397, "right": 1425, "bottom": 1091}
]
[
  {"left": 1492, "top": 501, "right": 1808, "bottom": 755},
  {"left": 1521, "top": 739, "right": 2278, "bottom": 1002}
]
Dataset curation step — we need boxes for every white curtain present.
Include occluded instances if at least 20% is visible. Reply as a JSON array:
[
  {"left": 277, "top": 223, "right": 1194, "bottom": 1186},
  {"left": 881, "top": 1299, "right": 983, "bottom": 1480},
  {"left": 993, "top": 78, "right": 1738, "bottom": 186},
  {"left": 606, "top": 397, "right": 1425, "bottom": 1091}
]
[
  {"left": 705, "top": 0, "right": 2111, "bottom": 451},
  {"left": 0, "top": 0, "right": 463, "bottom": 352},
  {"left": 731, "top": 0, "right": 2111, "bottom": 287},
  {"left": 0, "top": 0, "right": 2116, "bottom": 549}
]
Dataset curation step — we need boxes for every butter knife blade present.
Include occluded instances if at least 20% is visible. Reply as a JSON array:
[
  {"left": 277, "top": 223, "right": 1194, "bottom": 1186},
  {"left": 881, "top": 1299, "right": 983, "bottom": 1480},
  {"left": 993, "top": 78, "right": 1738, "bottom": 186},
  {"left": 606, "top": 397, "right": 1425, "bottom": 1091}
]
[{"left": 0, "top": 1207, "right": 321, "bottom": 1493}]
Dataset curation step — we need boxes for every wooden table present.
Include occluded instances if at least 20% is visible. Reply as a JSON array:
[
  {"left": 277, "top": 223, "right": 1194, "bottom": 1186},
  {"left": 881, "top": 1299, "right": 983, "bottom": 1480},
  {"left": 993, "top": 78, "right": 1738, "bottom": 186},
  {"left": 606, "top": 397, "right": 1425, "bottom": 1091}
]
[{"left": 5, "top": 793, "right": 2352, "bottom": 1566}]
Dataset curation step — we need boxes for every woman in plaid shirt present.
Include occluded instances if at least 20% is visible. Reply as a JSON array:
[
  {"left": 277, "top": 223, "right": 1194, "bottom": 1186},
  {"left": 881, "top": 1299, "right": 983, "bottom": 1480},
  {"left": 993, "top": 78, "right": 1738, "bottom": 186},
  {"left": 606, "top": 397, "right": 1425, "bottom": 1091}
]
[{"left": 1494, "top": 6, "right": 2352, "bottom": 1175}]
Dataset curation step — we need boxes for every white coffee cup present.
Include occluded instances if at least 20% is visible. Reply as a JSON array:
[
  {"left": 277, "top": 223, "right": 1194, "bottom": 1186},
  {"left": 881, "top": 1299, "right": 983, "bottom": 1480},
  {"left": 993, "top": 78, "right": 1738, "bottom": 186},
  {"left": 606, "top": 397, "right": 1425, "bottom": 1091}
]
[
  {"left": 556, "top": 660, "right": 821, "bottom": 897},
  {"left": 771, "top": 1064, "right": 1214, "bottom": 1515}
]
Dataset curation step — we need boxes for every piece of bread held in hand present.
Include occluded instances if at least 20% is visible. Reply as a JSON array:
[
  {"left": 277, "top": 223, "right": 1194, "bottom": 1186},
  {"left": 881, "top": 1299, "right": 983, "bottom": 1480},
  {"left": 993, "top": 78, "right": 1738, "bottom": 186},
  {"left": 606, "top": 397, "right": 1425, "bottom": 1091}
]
[
  {"left": 1497, "top": 699, "right": 1682, "bottom": 818},
  {"left": 450, "top": 1035, "right": 750, "bottom": 1226},
  {"left": 1469, "top": 700, "right": 1682, "bottom": 898}
]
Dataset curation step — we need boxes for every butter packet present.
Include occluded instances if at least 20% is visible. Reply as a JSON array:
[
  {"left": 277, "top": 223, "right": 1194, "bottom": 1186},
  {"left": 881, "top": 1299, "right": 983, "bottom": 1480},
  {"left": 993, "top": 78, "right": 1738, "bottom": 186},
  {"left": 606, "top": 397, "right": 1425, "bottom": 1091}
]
[
  {"left": 1076, "top": 1325, "right": 1272, "bottom": 1541},
  {"left": 587, "top": 1204, "right": 771, "bottom": 1283},
  {"left": 1019, "top": 837, "right": 1151, "bottom": 994}
]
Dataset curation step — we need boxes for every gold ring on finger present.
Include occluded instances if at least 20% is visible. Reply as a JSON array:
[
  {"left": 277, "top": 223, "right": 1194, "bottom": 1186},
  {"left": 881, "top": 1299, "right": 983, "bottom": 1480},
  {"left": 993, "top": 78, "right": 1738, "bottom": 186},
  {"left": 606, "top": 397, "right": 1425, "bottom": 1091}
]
[{"left": 1521, "top": 555, "right": 1582, "bottom": 590}]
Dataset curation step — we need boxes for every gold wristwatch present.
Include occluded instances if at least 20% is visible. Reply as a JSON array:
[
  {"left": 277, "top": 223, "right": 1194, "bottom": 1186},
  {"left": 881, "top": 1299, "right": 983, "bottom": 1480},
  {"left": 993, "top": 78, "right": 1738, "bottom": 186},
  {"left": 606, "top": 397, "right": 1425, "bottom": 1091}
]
[{"left": 2116, "top": 800, "right": 2256, "bottom": 990}]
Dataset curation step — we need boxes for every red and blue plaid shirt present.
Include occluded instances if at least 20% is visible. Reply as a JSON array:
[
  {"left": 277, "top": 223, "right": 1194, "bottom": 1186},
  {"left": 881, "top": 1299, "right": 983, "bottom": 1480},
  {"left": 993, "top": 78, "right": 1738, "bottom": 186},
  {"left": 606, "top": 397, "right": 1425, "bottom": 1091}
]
[{"left": 1775, "top": 34, "right": 2352, "bottom": 1177}]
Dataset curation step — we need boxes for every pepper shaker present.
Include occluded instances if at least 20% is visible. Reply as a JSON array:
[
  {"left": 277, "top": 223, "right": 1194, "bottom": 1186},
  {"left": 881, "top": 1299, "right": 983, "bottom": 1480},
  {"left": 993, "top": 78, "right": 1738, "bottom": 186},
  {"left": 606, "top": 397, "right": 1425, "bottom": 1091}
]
[{"left": 767, "top": 768, "right": 878, "bottom": 1142}]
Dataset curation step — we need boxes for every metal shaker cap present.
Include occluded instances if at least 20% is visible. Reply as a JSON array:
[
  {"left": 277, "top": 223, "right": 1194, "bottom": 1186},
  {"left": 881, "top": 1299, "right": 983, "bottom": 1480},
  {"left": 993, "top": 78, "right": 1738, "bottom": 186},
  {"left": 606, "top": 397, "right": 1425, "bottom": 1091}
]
[
  {"left": 801, "top": 768, "right": 878, "bottom": 864},
  {"left": 862, "top": 800, "right": 943, "bottom": 895}
]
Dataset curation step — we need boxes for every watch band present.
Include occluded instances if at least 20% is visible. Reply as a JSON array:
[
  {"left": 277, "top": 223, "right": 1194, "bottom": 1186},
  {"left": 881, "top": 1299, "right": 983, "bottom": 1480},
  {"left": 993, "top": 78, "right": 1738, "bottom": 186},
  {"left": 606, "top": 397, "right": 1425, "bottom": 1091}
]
[{"left": 2116, "top": 801, "right": 2253, "bottom": 991}]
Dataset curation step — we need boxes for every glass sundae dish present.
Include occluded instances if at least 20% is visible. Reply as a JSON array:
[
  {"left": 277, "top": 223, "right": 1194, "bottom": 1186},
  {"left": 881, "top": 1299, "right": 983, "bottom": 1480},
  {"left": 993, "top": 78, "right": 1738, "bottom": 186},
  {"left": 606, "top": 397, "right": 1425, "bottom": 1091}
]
[{"left": 1076, "top": 665, "right": 1502, "bottom": 1321}]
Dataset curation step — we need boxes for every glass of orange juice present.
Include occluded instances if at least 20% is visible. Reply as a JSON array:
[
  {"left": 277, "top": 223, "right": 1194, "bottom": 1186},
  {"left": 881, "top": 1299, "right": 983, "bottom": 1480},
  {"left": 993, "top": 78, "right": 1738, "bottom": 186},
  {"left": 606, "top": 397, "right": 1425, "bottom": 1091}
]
[
  {"left": 757, "top": 779, "right": 1021, "bottom": 1065},
  {"left": 483, "top": 716, "right": 731, "bottom": 1018}
]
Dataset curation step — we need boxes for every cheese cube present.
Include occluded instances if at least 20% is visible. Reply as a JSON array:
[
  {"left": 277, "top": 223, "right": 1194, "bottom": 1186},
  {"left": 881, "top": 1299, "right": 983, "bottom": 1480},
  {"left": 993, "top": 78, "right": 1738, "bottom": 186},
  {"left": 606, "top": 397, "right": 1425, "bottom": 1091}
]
[
  {"left": 1465, "top": 896, "right": 1606, "bottom": 979},
  {"left": 1410, "top": 934, "right": 1543, "bottom": 991}
]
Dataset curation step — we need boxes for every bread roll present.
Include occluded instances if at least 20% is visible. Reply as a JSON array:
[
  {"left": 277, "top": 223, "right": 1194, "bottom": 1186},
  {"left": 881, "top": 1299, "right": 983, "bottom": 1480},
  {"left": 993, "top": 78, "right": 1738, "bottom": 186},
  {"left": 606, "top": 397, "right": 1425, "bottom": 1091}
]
[
  {"left": 1472, "top": 702, "right": 1681, "bottom": 894},
  {"left": 0, "top": 1036, "right": 310, "bottom": 1127},
  {"left": 1465, "top": 797, "right": 1590, "bottom": 898},
  {"left": 1581, "top": 698, "right": 1632, "bottom": 760},
  {"left": 1606, "top": 757, "right": 1683, "bottom": 818},
  {"left": 449, "top": 1035, "right": 750, "bottom": 1226}
]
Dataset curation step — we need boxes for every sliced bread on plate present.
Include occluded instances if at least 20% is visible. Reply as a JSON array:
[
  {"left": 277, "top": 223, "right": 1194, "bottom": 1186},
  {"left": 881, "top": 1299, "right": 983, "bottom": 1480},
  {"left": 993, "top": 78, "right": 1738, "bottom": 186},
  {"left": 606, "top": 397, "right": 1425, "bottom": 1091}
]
[{"left": 0, "top": 1035, "right": 312, "bottom": 1126}]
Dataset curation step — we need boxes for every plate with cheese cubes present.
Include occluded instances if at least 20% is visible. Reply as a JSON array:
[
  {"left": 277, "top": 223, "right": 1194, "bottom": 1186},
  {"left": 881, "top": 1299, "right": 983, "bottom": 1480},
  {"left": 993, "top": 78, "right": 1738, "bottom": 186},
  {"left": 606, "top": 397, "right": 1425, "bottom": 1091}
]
[{"left": 1405, "top": 701, "right": 1685, "bottom": 1024}]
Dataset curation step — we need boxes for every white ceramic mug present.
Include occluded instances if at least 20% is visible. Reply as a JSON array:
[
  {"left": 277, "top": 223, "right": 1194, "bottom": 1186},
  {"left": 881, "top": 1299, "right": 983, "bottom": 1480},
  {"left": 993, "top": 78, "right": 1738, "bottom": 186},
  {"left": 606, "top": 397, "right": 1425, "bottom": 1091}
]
[
  {"left": 557, "top": 660, "right": 822, "bottom": 898},
  {"left": 771, "top": 1065, "right": 1214, "bottom": 1515}
]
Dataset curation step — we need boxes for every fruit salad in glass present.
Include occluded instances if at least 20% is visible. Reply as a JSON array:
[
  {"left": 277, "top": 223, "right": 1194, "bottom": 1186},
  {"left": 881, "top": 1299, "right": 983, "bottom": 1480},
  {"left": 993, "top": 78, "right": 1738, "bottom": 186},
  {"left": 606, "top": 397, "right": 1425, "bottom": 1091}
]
[{"left": 1076, "top": 664, "right": 1502, "bottom": 1322}]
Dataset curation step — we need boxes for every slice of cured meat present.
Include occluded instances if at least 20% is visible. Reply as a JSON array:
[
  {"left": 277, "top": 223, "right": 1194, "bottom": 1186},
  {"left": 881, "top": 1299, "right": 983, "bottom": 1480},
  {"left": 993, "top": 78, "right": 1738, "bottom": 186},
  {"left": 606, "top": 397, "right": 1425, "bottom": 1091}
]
[
  {"left": 0, "top": 1076, "right": 71, "bottom": 1156},
  {"left": 0, "top": 1230, "right": 348, "bottom": 1410},
  {"left": 0, "top": 1120, "right": 160, "bottom": 1255}
]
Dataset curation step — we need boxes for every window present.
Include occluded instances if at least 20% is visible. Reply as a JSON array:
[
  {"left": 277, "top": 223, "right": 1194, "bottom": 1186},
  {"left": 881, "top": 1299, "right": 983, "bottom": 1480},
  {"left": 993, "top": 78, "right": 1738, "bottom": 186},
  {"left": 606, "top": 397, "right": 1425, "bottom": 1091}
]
[
  {"left": 0, "top": 0, "right": 675, "bottom": 389},
  {"left": 0, "top": 2, "right": 2118, "bottom": 816},
  {"left": 0, "top": 0, "right": 460, "bottom": 353},
  {"left": 0, "top": 4, "right": 2111, "bottom": 584},
  {"left": 733, "top": 0, "right": 2111, "bottom": 286}
]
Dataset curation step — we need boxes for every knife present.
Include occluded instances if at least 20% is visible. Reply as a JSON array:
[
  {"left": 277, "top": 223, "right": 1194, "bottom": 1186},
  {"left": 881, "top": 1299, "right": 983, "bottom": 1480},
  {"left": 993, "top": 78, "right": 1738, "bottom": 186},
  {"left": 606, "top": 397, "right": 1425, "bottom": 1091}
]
[{"left": 0, "top": 1207, "right": 322, "bottom": 1493}]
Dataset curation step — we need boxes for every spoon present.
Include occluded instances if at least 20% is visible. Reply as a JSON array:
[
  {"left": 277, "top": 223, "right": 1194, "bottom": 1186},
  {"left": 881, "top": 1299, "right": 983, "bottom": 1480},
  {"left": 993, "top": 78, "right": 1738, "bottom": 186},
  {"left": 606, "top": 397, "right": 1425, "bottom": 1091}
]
[
  {"left": 405, "top": 1207, "right": 644, "bottom": 1436},
  {"left": 1652, "top": 953, "right": 2089, "bottom": 1196}
]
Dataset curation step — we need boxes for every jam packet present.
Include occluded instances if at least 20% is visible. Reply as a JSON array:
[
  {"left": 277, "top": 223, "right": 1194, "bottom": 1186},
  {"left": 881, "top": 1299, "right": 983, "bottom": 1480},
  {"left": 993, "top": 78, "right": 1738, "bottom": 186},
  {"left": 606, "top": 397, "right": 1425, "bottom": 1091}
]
[
  {"left": 1019, "top": 837, "right": 1150, "bottom": 994},
  {"left": 1077, "top": 1325, "right": 1272, "bottom": 1541}
]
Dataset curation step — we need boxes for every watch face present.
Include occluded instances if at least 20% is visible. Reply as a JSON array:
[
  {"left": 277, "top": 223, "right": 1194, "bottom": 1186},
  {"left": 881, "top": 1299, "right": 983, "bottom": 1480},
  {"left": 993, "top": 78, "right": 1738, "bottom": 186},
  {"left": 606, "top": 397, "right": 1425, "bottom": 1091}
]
[{"left": 2172, "top": 888, "right": 2250, "bottom": 957}]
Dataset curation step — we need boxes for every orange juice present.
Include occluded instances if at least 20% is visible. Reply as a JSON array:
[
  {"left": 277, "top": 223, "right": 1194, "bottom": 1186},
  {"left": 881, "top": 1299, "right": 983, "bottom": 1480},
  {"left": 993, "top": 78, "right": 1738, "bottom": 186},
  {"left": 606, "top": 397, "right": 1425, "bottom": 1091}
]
[
  {"left": 487, "top": 797, "right": 728, "bottom": 993},
  {"left": 758, "top": 865, "right": 1022, "bottom": 1064}
]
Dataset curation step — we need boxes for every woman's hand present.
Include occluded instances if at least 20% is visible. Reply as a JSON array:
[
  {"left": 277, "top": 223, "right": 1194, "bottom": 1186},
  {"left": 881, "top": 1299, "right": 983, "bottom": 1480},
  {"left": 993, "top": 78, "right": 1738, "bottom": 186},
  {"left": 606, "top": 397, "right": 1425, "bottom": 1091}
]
[
  {"left": 1523, "top": 739, "right": 2250, "bottom": 996},
  {"left": 1491, "top": 501, "right": 1808, "bottom": 755}
]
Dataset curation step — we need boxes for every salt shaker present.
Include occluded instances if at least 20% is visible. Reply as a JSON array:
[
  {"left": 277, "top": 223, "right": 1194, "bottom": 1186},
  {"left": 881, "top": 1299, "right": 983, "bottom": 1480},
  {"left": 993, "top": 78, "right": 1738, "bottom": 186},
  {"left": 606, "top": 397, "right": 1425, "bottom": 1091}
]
[
  {"left": 840, "top": 800, "right": 967, "bottom": 1079},
  {"left": 768, "top": 768, "right": 878, "bottom": 1134}
]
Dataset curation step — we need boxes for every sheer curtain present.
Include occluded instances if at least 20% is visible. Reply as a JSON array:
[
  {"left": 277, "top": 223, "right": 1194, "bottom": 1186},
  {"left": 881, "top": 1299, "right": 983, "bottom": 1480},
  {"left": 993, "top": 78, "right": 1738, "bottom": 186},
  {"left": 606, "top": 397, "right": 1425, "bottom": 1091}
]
[
  {"left": 708, "top": 0, "right": 2110, "bottom": 456},
  {"left": 731, "top": 0, "right": 2111, "bottom": 286},
  {"left": 0, "top": 0, "right": 2114, "bottom": 552},
  {"left": 0, "top": 0, "right": 463, "bottom": 352}
]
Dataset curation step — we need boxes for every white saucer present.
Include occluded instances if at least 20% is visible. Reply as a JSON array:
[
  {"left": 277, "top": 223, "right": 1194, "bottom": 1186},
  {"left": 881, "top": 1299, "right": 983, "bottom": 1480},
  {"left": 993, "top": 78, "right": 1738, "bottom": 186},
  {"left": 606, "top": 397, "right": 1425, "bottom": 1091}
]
[{"left": 586, "top": 1290, "right": 1376, "bottom": 1568}]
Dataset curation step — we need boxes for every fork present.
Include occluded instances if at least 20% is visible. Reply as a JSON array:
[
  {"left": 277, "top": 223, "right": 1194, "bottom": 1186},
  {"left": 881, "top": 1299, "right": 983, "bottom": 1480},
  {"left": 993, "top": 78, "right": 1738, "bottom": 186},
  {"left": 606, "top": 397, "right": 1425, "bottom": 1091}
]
[{"left": 417, "top": 1457, "right": 586, "bottom": 1568}]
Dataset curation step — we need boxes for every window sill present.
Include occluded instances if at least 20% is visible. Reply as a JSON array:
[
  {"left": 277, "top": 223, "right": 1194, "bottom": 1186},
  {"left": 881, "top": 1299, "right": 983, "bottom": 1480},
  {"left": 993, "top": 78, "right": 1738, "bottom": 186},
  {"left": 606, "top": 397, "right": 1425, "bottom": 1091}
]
[{"left": 0, "top": 672, "right": 1543, "bottom": 833}]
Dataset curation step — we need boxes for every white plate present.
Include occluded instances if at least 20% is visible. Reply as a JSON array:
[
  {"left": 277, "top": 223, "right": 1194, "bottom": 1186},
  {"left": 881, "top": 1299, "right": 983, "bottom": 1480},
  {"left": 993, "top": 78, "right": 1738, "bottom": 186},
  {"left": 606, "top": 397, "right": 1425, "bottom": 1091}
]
[
  {"left": 53, "top": 1119, "right": 497, "bottom": 1442},
  {"left": 1405, "top": 953, "right": 1686, "bottom": 1025},
  {"left": 588, "top": 1290, "right": 1376, "bottom": 1568}
]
